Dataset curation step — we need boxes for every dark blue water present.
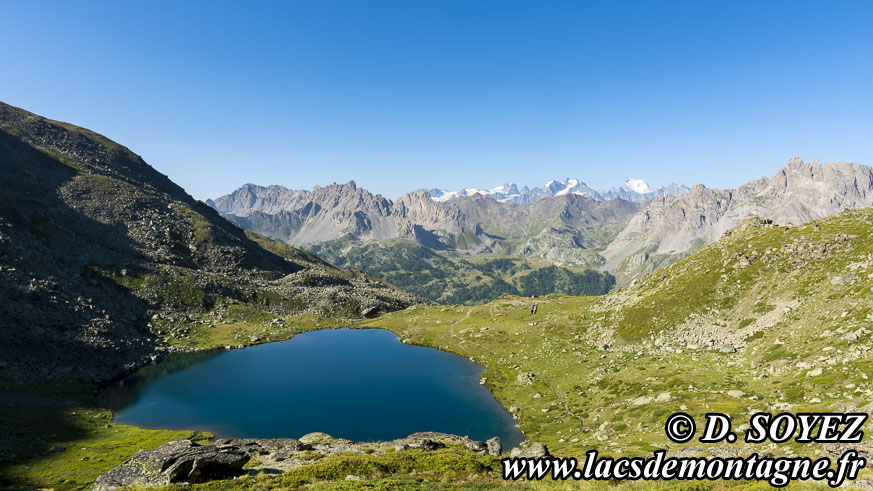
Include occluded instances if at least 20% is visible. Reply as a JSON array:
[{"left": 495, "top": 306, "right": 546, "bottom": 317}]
[{"left": 101, "top": 328, "right": 523, "bottom": 447}]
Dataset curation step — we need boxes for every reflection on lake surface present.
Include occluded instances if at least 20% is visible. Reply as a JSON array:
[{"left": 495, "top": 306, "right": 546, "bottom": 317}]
[{"left": 100, "top": 328, "right": 523, "bottom": 447}]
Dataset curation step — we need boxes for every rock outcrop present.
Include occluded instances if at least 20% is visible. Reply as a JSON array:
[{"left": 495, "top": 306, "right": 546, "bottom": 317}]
[
  {"left": 94, "top": 432, "right": 506, "bottom": 488},
  {"left": 92, "top": 440, "right": 250, "bottom": 489}
]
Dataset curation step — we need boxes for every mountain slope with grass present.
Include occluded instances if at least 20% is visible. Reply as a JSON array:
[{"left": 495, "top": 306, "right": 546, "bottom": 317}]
[
  {"left": 0, "top": 101, "right": 420, "bottom": 383},
  {"left": 5, "top": 100, "right": 873, "bottom": 489},
  {"left": 307, "top": 237, "right": 615, "bottom": 305},
  {"left": 367, "top": 209, "right": 873, "bottom": 477},
  {"left": 6, "top": 141, "right": 873, "bottom": 487}
]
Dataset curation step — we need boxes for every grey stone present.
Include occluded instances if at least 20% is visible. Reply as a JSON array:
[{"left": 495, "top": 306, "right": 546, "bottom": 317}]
[
  {"left": 463, "top": 439, "right": 488, "bottom": 454},
  {"left": 486, "top": 437, "right": 502, "bottom": 456},
  {"left": 92, "top": 440, "right": 249, "bottom": 489},
  {"left": 509, "top": 442, "right": 550, "bottom": 458},
  {"left": 517, "top": 372, "right": 536, "bottom": 385}
]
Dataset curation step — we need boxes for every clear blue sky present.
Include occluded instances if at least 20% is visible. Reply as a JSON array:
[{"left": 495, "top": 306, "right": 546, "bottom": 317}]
[{"left": 2, "top": 1, "right": 872, "bottom": 200}]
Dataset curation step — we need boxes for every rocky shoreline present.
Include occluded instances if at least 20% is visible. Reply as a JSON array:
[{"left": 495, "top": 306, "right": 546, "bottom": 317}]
[{"left": 93, "top": 431, "right": 549, "bottom": 489}]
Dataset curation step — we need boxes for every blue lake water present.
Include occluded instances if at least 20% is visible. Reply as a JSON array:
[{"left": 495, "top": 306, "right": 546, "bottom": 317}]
[{"left": 100, "top": 328, "right": 523, "bottom": 448}]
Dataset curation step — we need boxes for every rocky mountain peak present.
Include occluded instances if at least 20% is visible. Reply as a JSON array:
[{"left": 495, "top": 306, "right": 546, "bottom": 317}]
[
  {"left": 315, "top": 180, "right": 357, "bottom": 192},
  {"left": 429, "top": 177, "right": 685, "bottom": 205},
  {"left": 603, "top": 157, "right": 873, "bottom": 284},
  {"left": 785, "top": 156, "right": 809, "bottom": 169}
]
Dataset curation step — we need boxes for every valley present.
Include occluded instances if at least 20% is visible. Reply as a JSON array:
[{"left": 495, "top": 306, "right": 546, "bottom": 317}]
[
  {"left": 3, "top": 101, "right": 873, "bottom": 489},
  {"left": 5, "top": 2, "right": 872, "bottom": 488},
  {"left": 307, "top": 238, "right": 615, "bottom": 304}
]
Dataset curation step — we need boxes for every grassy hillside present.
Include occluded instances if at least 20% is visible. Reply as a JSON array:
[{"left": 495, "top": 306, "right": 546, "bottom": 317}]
[
  {"left": 366, "top": 209, "right": 873, "bottom": 467},
  {"left": 5, "top": 210, "right": 868, "bottom": 488}
]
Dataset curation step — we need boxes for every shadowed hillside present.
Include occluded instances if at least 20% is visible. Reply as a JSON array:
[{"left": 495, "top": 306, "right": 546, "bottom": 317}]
[{"left": 0, "top": 102, "right": 420, "bottom": 383}]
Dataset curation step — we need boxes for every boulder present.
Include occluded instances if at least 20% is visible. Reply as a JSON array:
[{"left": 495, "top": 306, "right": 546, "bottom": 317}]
[
  {"left": 361, "top": 306, "right": 380, "bottom": 318},
  {"left": 630, "top": 395, "right": 653, "bottom": 406},
  {"left": 299, "top": 432, "right": 336, "bottom": 445},
  {"left": 486, "top": 437, "right": 502, "bottom": 456},
  {"left": 412, "top": 438, "right": 445, "bottom": 450},
  {"left": 654, "top": 392, "right": 672, "bottom": 403},
  {"left": 92, "top": 440, "right": 249, "bottom": 489},
  {"left": 517, "top": 372, "right": 536, "bottom": 385},
  {"left": 462, "top": 438, "right": 488, "bottom": 454},
  {"left": 509, "top": 442, "right": 550, "bottom": 458},
  {"left": 405, "top": 432, "right": 494, "bottom": 453}
]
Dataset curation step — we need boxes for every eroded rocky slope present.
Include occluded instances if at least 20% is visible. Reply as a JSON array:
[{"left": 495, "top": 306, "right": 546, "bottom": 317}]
[{"left": 604, "top": 158, "right": 873, "bottom": 283}]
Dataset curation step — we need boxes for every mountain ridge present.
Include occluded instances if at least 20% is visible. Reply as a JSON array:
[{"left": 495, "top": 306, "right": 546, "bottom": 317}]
[
  {"left": 604, "top": 157, "right": 873, "bottom": 282},
  {"left": 210, "top": 157, "right": 873, "bottom": 295},
  {"left": 428, "top": 177, "right": 690, "bottom": 204}
]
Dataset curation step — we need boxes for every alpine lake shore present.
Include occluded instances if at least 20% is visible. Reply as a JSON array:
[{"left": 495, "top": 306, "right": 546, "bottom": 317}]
[{"left": 6, "top": 210, "right": 873, "bottom": 489}]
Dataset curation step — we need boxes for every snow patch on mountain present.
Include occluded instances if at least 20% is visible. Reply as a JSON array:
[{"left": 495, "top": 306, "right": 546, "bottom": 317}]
[{"left": 623, "top": 178, "right": 653, "bottom": 194}]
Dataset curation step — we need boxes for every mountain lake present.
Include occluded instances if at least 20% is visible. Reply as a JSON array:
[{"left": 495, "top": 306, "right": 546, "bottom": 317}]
[{"left": 100, "top": 328, "right": 524, "bottom": 448}]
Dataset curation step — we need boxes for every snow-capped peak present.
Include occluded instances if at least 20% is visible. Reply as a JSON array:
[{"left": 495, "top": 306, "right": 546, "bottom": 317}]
[
  {"left": 429, "top": 177, "right": 686, "bottom": 204},
  {"left": 623, "top": 178, "right": 653, "bottom": 194}
]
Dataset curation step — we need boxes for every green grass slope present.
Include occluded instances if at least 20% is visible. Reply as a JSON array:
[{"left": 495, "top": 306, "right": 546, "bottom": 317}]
[{"left": 367, "top": 210, "right": 873, "bottom": 466}]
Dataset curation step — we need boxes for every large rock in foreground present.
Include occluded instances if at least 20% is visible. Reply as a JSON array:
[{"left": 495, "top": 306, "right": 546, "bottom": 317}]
[
  {"left": 510, "top": 442, "right": 550, "bottom": 458},
  {"left": 93, "top": 432, "right": 506, "bottom": 488},
  {"left": 92, "top": 440, "right": 249, "bottom": 489}
]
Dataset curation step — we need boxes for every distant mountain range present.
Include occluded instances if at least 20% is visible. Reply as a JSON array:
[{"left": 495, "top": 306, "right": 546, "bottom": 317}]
[
  {"left": 428, "top": 178, "right": 689, "bottom": 204},
  {"left": 207, "top": 182, "right": 639, "bottom": 303},
  {"left": 209, "top": 158, "right": 873, "bottom": 302},
  {"left": 207, "top": 181, "right": 647, "bottom": 268}
]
